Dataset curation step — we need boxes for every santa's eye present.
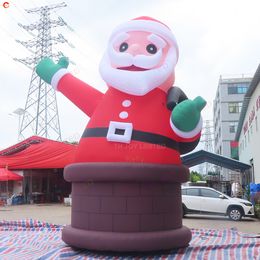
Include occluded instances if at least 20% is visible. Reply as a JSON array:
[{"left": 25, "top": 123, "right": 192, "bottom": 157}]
[
  {"left": 119, "top": 42, "right": 128, "bottom": 52},
  {"left": 146, "top": 44, "right": 157, "bottom": 54}
]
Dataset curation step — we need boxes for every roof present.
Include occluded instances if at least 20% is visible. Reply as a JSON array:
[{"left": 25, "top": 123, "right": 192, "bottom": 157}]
[
  {"left": 0, "top": 136, "right": 77, "bottom": 170},
  {"left": 181, "top": 150, "right": 251, "bottom": 171},
  {"left": 235, "top": 64, "right": 260, "bottom": 141},
  {"left": 0, "top": 168, "right": 23, "bottom": 181}
]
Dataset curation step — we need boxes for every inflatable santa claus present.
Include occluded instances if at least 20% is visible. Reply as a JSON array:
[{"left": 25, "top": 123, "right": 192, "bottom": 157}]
[{"left": 36, "top": 16, "right": 206, "bottom": 252}]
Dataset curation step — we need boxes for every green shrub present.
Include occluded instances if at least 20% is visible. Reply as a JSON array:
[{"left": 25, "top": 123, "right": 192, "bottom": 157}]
[{"left": 255, "top": 204, "right": 260, "bottom": 219}]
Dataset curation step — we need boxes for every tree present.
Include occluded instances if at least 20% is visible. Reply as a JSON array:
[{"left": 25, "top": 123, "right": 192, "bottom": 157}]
[{"left": 190, "top": 171, "right": 204, "bottom": 182}]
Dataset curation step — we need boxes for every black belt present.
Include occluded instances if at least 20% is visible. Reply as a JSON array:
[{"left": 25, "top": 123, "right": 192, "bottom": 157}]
[{"left": 82, "top": 127, "right": 179, "bottom": 150}]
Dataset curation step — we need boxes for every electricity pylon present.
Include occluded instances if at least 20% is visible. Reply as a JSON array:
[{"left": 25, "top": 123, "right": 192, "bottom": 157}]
[
  {"left": 200, "top": 120, "right": 214, "bottom": 175},
  {"left": 14, "top": 2, "right": 71, "bottom": 141}
]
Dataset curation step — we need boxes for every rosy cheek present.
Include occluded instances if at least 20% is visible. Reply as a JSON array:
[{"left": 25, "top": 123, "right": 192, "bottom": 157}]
[{"left": 151, "top": 48, "right": 168, "bottom": 69}]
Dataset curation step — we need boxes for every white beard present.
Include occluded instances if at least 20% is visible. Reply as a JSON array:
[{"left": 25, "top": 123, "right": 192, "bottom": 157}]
[{"left": 99, "top": 47, "right": 177, "bottom": 96}]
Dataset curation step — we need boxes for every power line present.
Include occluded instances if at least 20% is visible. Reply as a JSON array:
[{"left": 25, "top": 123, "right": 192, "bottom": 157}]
[{"left": 11, "top": 1, "right": 100, "bottom": 82}]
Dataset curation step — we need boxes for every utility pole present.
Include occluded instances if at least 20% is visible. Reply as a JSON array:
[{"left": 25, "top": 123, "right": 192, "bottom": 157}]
[{"left": 14, "top": 2, "right": 71, "bottom": 141}]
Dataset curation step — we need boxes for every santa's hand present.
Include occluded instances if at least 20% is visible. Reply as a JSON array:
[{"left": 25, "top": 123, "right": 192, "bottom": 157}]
[
  {"left": 171, "top": 96, "right": 206, "bottom": 132},
  {"left": 36, "top": 57, "right": 69, "bottom": 85}
]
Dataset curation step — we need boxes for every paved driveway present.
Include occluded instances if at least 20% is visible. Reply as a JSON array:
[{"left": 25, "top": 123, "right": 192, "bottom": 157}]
[
  {"left": 0, "top": 204, "right": 71, "bottom": 225},
  {"left": 1, "top": 204, "right": 259, "bottom": 234},
  {"left": 183, "top": 214, "right": 260, "bottom": 233}
]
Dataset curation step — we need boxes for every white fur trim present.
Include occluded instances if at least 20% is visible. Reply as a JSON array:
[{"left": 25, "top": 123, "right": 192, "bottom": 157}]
[
  {"left": 148, "top": 34, "right": 166, "bottom": 49},
  {"left": 112, "top": 32, "right": 129, "bottom": 47},
  {"left": 170, "top": 116, "right": 203, "bottom": 139},
  {"left": 51, "top": 68, "right": 69, "bottom": 90},
  {"left": 99, "top": 47, "right": 177, "bottom": 96},
  {"left": 110, "top": 19, "right": 179, "bottom": 59}
]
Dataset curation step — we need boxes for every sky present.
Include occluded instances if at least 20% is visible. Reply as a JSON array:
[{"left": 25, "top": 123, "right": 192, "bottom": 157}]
[{"left": 0, "top": 0, "right": 260, "bottom": 149}]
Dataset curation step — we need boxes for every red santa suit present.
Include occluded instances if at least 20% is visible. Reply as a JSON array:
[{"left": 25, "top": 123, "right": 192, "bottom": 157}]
[{"left": 56, "top": 73, "right": 201, "bottom": 165}]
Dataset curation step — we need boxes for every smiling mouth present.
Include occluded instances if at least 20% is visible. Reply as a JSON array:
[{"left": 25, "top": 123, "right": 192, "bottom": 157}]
[{"left": 117, "top": 65, "right": 149, "bottom": 71}]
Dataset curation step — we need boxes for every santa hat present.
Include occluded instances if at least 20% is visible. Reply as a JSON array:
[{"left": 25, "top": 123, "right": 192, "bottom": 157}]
[{"left": 110, "top": 16, "right": 179, "bottom": 58}]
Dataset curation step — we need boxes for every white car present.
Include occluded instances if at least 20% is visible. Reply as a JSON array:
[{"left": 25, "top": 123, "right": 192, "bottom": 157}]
[{"left": 181, "top": 186, "right": 254, "bottom": 221}]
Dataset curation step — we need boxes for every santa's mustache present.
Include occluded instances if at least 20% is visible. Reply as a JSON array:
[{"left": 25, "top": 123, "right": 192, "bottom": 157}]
[{"left": 108, "top": 46, "right": 162, "bottom": 69}]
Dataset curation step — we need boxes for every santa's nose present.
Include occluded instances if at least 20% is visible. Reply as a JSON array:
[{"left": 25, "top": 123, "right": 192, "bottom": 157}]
[{"left": 127, "top": 43, "right": 142, "bottom": 56}]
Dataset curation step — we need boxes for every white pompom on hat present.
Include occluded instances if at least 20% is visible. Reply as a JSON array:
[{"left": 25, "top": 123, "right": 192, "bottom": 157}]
[{"left": 109, "top": 16, "right": 179, "bottom": 59}]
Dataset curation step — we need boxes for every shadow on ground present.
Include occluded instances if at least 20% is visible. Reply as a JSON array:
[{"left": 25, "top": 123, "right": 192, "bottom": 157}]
[{"left": 184, "top": 214, "right": 257, "bottom": 222}]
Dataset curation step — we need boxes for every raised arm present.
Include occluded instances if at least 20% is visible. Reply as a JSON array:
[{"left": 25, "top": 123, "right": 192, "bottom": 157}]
[{"left": 36, "top": 57, "right": 104, "bottom": 117}]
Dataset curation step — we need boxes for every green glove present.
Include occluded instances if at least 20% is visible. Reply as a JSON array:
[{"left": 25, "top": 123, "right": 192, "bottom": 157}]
[
  {"left": 171, "top": 96, "right": 206, "bottom": 132},
  {"left": 36, "top": 57, "right": 69, "bottom": 84}
]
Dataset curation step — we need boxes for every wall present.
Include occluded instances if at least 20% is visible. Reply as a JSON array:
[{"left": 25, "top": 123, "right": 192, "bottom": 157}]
[
  {"left": 239, "top": 82, "right": 260, "bottom": 183},
  {"left": 214, "top": 78, "right": 250, "bottom": 158},
  {"left": 214, "top": 78, "right": 251, "bottom": 181},
  {"left": 13, "top": 170, "right": 23, "bottom": 194},
  {"left": 220, "top": 82, "right": 246, "bottom": 158}
]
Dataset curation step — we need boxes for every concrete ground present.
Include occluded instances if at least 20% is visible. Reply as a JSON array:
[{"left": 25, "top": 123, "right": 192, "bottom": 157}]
[
  {"left": 1, "top": 204, "right": 260, "bottom": 234},
  {"left": 0, "top": 204, "right": 71, "bottom": 225},
  {"left": 183, "top": 214, "right": 260, "bottom": 234}
]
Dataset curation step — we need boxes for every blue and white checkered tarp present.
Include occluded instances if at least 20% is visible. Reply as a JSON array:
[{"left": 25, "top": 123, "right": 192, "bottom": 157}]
[{"left": 0, "top": 220, "right": 259, "bottom": 259}]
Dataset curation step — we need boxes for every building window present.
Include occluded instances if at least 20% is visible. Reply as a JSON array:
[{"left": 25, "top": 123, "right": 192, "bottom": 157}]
[
  {"left": 228, "top": 86, "right": 236, "bottom": 94},
  {"left": 237, "top": 86, "right": 248, "bottom": 94},
  {"left": 229, "top": 122, "right": 238, "bottom": 133},
  {"left": 239, "top": 102, "right": 243, "bottom": 112},
  {"left": 228, "top": 102, "right": 242, "bottom": 113},
  {"left": 230, "top": 141, "right": 238, "bottom": 160},
  {"left": 227, "top": 83, "right": 249, "bottom": 94}
]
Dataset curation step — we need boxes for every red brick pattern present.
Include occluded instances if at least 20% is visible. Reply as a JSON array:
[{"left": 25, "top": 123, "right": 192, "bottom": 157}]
[
  {"left": 113, "top": 214, "right": 140, "bottom": 232},
  {"left": 71, "top": 181, "right": 182, "bottom": 232},
  {"left": 100, "top": 197, "right": 126, "bottom": 214},
  {"left": 127, "top": 197, "right": 153, "bottom": 214},
  {"left": 71, "top": 211, "right": 88, "bottom": 229},
  {"left": 88, "top": 213, "right": 113, "bottom": 231}
]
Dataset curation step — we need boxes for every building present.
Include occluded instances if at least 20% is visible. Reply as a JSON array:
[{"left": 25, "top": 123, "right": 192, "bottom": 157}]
[
  {"left": 235, "top": 65, "right": 260, "bottom": 184},
  {"left": 213, "top": 75, "right": 252, "bottom": 180},
  {"left": 0, "top": 136, "right": 77, "bottom": 203}
]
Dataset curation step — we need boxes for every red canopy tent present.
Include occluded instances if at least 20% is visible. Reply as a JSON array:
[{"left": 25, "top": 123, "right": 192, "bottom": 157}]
[
  {"left": 0, "top": 136, "right": 77, "bottom": 203},
  {"left": 0, "top": 168, "right": 23, "bottom": 197},
  {"left": 0, "top": 168, "right": 23, "bottom": 181},
  {"left": 0, "top": 136, "right": 77, "bottom": 169},
  {"left": 0, "top": 168, "right": 23, "bottom": 201}
]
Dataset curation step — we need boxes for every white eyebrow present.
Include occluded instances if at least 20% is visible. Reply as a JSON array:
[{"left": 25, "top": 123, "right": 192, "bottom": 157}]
[
  {"left": 148, "top": 34, "right": 166, "bottom": 48},
  {"left": 112, "top": 32, "right": 130, "bottom": 46}
]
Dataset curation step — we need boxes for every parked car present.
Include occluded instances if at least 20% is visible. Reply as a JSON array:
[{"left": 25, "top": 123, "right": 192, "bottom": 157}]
[{"left": 181, "top": 186, "right": 254, "bottom": 221}]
